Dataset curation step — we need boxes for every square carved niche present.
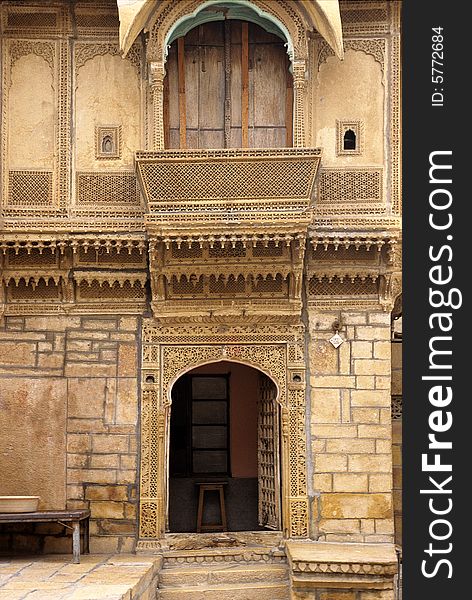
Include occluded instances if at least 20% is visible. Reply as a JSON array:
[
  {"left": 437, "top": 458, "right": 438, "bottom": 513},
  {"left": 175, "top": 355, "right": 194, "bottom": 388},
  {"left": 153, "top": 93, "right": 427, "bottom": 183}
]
[
  {"left": 336, "top": 120, "right": 363, "bottom": 156},
  {"left": 95, "top": 125, "right": 122, "bottom": 159}
]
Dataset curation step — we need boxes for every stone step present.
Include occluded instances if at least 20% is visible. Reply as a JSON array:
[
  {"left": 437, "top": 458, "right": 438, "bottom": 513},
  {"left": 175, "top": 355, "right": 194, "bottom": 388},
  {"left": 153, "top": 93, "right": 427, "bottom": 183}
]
[
  {"left": 159, "top": 562, "right": 289, "bottom": 586},
  {"left": 157, "top": 581, "right": 290, "bottom": 600},
  {"left": 162, "top": 544, "right": 286, "bottom": 567}
]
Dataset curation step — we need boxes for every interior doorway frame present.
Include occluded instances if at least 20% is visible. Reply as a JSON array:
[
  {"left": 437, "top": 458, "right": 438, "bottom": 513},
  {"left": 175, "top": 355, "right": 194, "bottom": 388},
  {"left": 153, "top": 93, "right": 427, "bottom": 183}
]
[{"left": 137, "top": 320, "right": 309, "bottom": 550}]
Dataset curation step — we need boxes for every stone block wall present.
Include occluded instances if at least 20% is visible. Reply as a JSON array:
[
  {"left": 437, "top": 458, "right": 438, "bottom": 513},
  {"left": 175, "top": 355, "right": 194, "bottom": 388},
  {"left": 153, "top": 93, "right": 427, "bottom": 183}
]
[
  {"left": 391, "top": 340, "right": 402, "bottom": 547},
  {"left": 0, "top": 314, "right": 140, "bottom": 554},
  {"left": 292, "top": 591, "right": 394, "bottom": 600},
  {"left": 308, "top": 309, "right": 394, "bottom": 543}
]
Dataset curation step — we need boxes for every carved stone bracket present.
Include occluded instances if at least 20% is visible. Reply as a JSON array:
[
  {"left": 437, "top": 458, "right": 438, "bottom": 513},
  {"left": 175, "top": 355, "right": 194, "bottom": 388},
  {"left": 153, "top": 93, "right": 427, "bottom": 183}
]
[{"left": 379, "top": 272, "right": 402, "bottom": 312}]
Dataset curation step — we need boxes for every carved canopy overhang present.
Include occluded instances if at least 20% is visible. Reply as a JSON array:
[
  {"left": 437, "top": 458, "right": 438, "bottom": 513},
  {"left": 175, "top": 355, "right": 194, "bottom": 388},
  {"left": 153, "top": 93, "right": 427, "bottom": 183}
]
[
  {"left": 135, "top": 148, "right": 321, "bottom": 321},
  {"left": 117, "top": 0, "right": 344, "bottom": 61},
  {"left": 0, "top": 234, "right": 148, "bottom": 316},
  {"left": 306, "top": 228, "right": 402, "bottom": 311}
]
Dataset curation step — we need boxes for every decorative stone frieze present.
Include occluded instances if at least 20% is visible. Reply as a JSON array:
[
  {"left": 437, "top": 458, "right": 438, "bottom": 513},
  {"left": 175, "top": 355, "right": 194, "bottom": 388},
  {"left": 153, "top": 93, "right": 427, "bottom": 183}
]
[{"left": 0, "top": 235, "right": 148, "bottom": 315}]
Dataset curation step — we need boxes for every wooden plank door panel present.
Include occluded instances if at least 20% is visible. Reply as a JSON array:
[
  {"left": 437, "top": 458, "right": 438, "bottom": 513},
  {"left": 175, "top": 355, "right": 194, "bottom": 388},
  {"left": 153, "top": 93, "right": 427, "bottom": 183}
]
[
  {"left": 165, "top": 43, "right": 180, "bottom": 149},
  {"left": 257, "top": 374, "right": 281, "bottom": 530},
  {"left": 163, "top": 20, "right": 292, "bottom": 150}
]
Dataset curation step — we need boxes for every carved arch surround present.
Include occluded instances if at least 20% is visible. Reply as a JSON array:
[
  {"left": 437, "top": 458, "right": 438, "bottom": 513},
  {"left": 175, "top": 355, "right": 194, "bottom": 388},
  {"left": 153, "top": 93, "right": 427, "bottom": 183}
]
[
  {"left": 163, "top": 355, "right": 285, "bottom": 408},
  {"left": 138, "top": 321, "right": 309, "bottom": 547},
  {"left": 147, "top": 0, "right": 309, "bottom": 64}
]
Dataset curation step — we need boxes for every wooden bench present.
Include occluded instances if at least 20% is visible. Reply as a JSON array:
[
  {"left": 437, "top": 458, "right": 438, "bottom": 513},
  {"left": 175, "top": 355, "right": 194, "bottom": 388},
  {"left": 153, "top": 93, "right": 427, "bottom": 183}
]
[{"left": 0, "top": 509, "right": 90, "bottom": 563}]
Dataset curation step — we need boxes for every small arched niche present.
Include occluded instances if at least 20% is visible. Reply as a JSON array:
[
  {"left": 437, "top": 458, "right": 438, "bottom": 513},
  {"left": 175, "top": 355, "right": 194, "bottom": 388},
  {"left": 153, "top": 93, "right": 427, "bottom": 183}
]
[{"left": 343, "top": 128, "right": 356, "bottom": 151}]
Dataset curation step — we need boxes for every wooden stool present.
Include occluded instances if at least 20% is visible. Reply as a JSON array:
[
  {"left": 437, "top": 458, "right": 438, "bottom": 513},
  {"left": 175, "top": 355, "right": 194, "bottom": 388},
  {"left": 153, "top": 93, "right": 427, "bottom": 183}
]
[{"left": 196, "top": 482, "right": 228, "bottom": 532}]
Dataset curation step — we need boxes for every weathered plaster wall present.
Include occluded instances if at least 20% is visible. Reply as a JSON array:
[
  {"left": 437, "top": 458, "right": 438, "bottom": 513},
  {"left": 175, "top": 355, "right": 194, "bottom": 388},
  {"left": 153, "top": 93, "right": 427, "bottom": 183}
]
[
  {"left": 8, "top": 54, "right": 55, "bottom": 169},
  {"left": 0, "top": 378, "right": 67, "bottom": 509},
  {"left": 314, "top": 50, "right": 384, "bottom": 167},
  {"left": 0, "top": 315, "right": 140, "bottom": 554},
  {"left": 308, "top": 309, "right": 394, "bottom": 543},
  {"left": 75, "top": 54, "right": 141, "bottom": 170}
]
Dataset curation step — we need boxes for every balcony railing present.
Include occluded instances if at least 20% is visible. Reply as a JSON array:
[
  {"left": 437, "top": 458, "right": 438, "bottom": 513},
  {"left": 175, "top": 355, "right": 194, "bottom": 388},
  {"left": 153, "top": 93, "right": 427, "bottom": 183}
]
[{"left": 135, "top": 148, "right": 321, "bottom": 235}]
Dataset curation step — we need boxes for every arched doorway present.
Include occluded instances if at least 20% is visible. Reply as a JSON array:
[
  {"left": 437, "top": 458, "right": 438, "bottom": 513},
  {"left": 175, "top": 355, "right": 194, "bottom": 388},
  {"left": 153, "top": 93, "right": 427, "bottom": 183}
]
[
  {"left": 168, "top": 361, "right": 281, "bottom": 533},
  {"left": 138, "top": 324, "right": 309, "bottom": 545}
]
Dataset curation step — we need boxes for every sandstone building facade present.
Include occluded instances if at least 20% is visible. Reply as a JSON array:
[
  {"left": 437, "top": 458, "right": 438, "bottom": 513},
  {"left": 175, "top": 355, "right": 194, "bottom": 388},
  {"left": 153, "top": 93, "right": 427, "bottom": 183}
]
[{"left": 0, "top": 1, "right": 402, "bottom": 598}]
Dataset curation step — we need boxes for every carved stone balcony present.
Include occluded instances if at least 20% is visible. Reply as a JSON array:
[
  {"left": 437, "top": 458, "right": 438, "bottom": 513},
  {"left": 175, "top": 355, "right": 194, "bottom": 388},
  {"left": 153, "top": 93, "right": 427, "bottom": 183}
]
[
  {"left": 135, "top": 148, "right": 322, "bottom": 322},
  {"left": 135, "top": 148, "right": 321, "bottom": 237}
]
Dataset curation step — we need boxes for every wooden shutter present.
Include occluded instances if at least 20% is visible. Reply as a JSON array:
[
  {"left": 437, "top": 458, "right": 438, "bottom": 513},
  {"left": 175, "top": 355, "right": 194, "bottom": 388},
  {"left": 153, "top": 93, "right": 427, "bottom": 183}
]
[
  {"left": 164, "top": 20, "right": 292, "bottom": 150},
  {"left": 257, "top": 374, "right": 281, "bottom": 529}
]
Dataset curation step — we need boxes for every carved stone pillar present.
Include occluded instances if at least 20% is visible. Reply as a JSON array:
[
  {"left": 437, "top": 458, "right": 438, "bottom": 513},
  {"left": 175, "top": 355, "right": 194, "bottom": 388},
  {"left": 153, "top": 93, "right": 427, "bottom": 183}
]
[
  {"left": 149, "top": 61, "right": 166, "bottom": 150},
  {"left": 292, "top": 60, "right": 307, "bottom": 148}
]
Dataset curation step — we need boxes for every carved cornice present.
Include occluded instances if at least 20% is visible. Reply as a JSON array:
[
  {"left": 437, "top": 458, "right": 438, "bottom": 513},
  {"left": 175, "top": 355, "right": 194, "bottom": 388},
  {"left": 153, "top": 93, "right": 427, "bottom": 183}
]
[
  {"left": 312, "top": 216, "right": 401, "bottom": 229},
  {"left": 1, "top": 271, "right": 66, "bottom": 287},
  {"left": 286, "top": 540, "right": 398, "bottom": 588},
  {"left": 142, "top": 322, "right": 305, "bottom": 344},
  {"left": 308, "top": 232, "right": 400, "bottom": 268},
  {"left": 151, "top": 232, "right": 303, "bottom": 250},
  {"left": 3, "top": 302, "right": 146, "bottom": 317},
  {"left": 291, "top": 560, "right": 397, "bottom": 576},
  {"left": 309, "top": 232, "right": 399, "bottom": 251},
  {"left": 0, "top": 235, "right": 146, "bottom": 253},
  {"left": 73, "top": 271, "right": 147, "bottom": 287}
]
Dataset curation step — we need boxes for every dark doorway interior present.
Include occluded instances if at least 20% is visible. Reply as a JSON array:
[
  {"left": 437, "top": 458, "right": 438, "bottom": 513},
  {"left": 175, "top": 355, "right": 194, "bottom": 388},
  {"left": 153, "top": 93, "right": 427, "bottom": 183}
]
[{"left": 168, "top": 362, "right": 267, "bottom": 532}]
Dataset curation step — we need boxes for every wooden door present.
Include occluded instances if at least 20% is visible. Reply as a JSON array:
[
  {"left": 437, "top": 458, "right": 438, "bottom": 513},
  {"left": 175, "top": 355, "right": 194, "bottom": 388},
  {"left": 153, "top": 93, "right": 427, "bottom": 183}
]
[
  {"left": 164, "top": 20, "right": 292, "bottom": 149},
  {"left": 257, "top": 374, "right": 281, "bottom": 530}
]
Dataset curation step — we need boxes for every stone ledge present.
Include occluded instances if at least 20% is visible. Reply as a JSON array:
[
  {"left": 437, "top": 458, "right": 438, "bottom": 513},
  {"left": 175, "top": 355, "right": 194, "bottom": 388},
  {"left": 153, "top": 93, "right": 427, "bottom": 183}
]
[{"left": 286, "top": 541, "right": 397, "bottom": 595}]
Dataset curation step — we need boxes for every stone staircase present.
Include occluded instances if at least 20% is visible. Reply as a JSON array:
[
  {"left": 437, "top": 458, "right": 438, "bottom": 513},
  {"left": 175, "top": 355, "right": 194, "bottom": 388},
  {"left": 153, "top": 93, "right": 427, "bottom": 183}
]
[{"left": 156, "top": 546, "right": 290, "bottom": 599}]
